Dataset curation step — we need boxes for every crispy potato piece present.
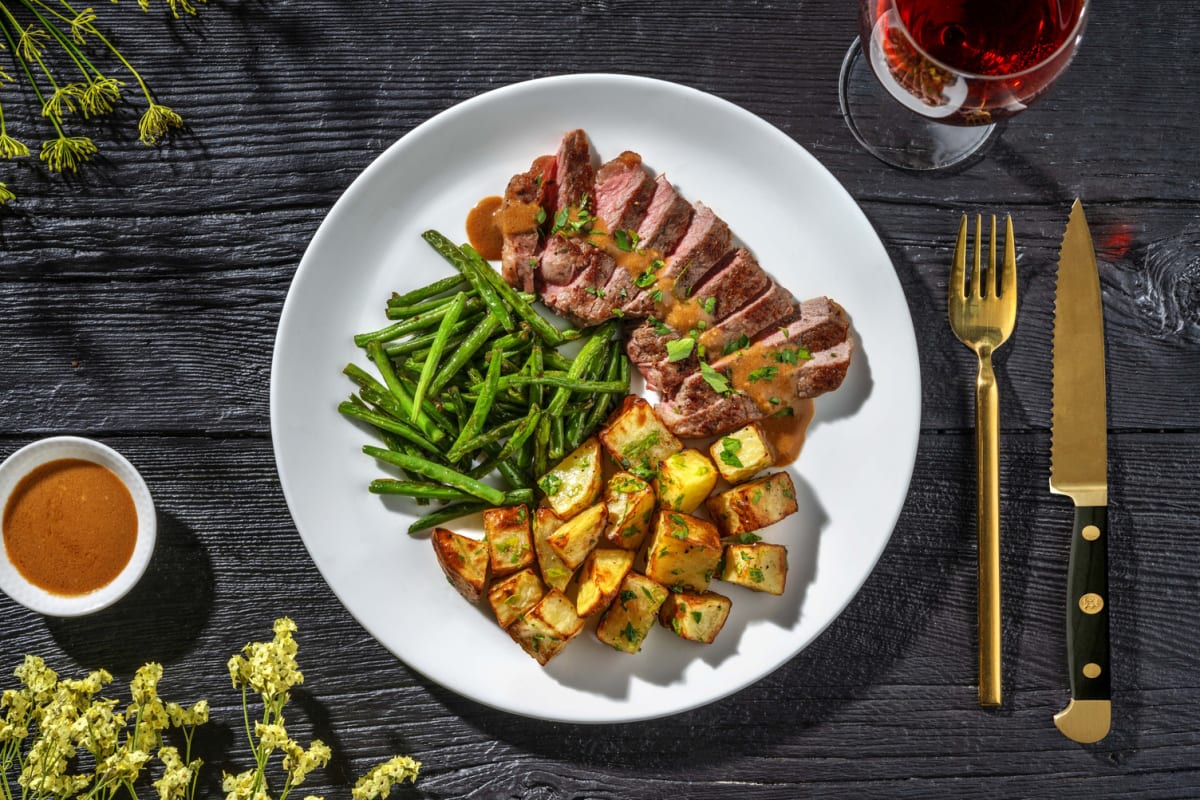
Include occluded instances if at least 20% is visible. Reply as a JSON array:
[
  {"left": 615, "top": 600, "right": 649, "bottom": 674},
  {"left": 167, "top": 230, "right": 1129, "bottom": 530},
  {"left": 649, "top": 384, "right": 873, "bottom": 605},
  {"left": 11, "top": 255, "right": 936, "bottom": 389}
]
[
  {"left": 709, "top": 422, "right": 776, "bottom": 485},
  {"left": 484, "top": 505, "right": 535, "bottom": 578},
  {"left": 546, "top": 502, "right": 606, "bottom": 570},
  {"left": 655, "top": 449, "right": 718, "bottom": 514},
  {"left": 509, "top": 588, "right": 585, "bottom": 665},
  {"left": 575, "top": 548, "right": 635, "bottom": 617},
  {"left": 432, "top": 528, "right": 490, "bottom": 603},
  {"left": 538, "top": 436, "right": 603, "bottom": 519},
  {"left": 720, "top": 543, "right": 788, "bottom": 596},
  {"left": 602, "top": 472, "right": 656, "bottom": 550},
  {"left": 533, "top": 508, "right": 573, "bottom": 592},
  {"left": 599, "top": 396, "right": 682, "bottom": 479},
  {"left": 705, "top": 471, "right": 798, "bottom": 537},
  {"left": 487, "top": 568, "right": 546, "bottom": 629},
  {"left": 658, "top": 591, "right": 732, "bottom": 644},
  {"left": 644, "top": 510, "right": 723, "bottom": 593},
  {"left": 596, "top": 573, "right": 669, "bottom": 654}
]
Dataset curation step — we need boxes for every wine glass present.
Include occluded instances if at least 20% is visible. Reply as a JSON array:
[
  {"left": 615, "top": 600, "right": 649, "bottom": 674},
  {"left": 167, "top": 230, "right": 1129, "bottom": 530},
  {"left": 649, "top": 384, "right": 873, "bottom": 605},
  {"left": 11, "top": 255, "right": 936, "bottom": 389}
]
[{"left": 840, "top": 0, "right": 1089, "bottom": 171}]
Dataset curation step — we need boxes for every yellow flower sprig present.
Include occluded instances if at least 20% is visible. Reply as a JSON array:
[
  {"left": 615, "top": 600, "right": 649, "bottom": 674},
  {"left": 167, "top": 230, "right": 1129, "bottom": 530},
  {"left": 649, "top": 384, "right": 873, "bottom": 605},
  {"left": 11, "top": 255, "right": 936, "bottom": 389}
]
[
  {"left": 0, "top": 0, "right": 193, "bottom": 204},
  {"left": 0, "top": 620, "right": 420, "bottom": 800}
]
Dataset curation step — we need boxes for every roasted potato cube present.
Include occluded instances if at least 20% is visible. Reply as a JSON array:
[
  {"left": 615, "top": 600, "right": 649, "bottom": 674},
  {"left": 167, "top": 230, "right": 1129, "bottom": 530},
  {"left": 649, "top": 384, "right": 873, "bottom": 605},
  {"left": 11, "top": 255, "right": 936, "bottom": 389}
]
[
  {"left": 655, "top": 449, "right": 718, "bottom": 514},
  {"left": 508, "top": 588, "right": 585, "bottom": 665},
  {"left": 432, "top": 528, "right": 490, "bottom": 603},
  {"left": 596, "top": 573, "right": 669, "bottom": 653},
  {"left": 575, "top": 548, "right": 636, "bottom": 617},
  {"left": 658, "top": 591, "right": 732, "bottom": 644},
  {"left": 484, "top": 505, "right": 535, "bottom": 578},
  {"left": 599, "top": 396, "right": 682, "bottom": 479},
  {"left": 709, "top": 422, "right": 776, "bottom": 484},
  {"left": 487, "top": 568, "right": 546, "bottom": 628},
  {"left": 538, "top": 436, "right": 603, "bottom": 519},
  {"left": 602, "top": 472, "right": 656, "bottom": 550},
  {"left": 644, "top": 510, "right": 722, "bottom": 592},
  {"left": 706, "top": 471, "right": 799, "bottom": 537},
  {"left": 546, "top": 502, "right": 606, "bottom": 570},
  {"left": 533, "top": 508, "right": 574, "bottom": 592},
  {"left": 720, "top": 543, "right": 788, "bottom": 596}
]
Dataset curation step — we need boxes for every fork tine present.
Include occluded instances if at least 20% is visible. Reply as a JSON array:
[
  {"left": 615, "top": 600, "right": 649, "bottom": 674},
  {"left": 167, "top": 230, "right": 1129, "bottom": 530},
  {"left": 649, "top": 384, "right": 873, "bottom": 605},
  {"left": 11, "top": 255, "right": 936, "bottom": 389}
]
[
  {"left": 951, "top": 214, "right": 967, "bottom": 298},
  {"left": 971, "top": 214, "right": 983, "bottom": 298},
  {"left": 1001, "top": 215, "right": 1016, "bottom": 297},
  {"left": 988, "top": 215, "right": 997, "bottom": 298}
]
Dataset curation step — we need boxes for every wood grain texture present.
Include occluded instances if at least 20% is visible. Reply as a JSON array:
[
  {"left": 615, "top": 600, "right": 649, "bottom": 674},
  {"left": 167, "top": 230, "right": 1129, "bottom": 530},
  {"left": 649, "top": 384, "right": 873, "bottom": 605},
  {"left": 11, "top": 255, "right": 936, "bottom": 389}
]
[{"left": 1, "top": 0, "right": 1199, "bottom": 797}]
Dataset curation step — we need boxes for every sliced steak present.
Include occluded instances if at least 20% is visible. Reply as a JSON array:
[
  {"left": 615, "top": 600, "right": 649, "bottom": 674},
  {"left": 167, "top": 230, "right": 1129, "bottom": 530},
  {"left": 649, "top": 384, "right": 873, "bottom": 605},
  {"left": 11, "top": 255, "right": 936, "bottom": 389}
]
[
  {"left": 690, "top": 248, "right": 771, "bottom": 323},
  {"left": 626, "top": 320, "right": 697, "bottom": 396},
  {"left": 636, "top": 175, "right": 693, "bottom": 255},
  {"left": 538, "top": 236, "right": 589, "bottom": 287},
  {"left": 699, "top": 282, "right": 798, "bottom": 355},
  {"left": 554, "top": 129, "right": 595, "bottom": 215},
  {"left": 655, "top": 373, "right": 763, "bottom": 439},
  {"left": 594, "top": 152, "right": 656, "bottom": 233},
  {"left": 795, "top": 339, "right": 854, "bottom": 398},
  {"left": 542, "top": 244, "right": 618, "bottom": 326},
  {"left": 499, "top": 155, "right": 555, "bottom": 294},
  {"left": 662, "top": 203, "right": 733, "bottom": 299},
  {"left": 734, "top": 296, "right": 852, "bottom": 358}
]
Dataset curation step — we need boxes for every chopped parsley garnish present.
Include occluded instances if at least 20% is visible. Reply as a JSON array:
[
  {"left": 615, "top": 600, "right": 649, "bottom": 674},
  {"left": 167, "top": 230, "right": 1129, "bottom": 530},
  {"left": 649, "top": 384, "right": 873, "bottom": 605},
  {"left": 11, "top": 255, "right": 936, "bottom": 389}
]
[
  {"left": 773, "top": 406, "right": 795, "bottom": 417},
  {"left": 749, "top": 567, "right": 765, "bottom": 583},
  {"left": 538, "top": 474, "right": 563, "bottom": 497},
  {"left": 635, "top": 270, "right": 657, "bottom": 288},
  {"left": 584, "top": 286, "right": 605, "bottom": 297},
  {"left": 650, "top": 289, "right": 663, "bottom": 303},
  {"left": 611, "top": 307, "right": 625, "bottom": 318},
  {"left": 701, "top": 296, "right": 717, "bottom": 315},
  {"left": 722, "top": 333, "right": 751, "bottom": 355},
  {"left": 747, "top": 366, "right": 778, "bottom": 382},
  {"left": 700, "top": 361, "right": 732, "bottom": 395},
  {"left": 719, "top": 437, "right": 744, "bottom": 468},
  {"left": 614, "top": 229, "right": 639, "bottom": 252},
  {"left": 775, "top": 347, "right": 812, "bottom": 364},
  {"left": 622, "top": 622, "right": 639, "bottom": 643},
  {"left": 649, "top": 317, "right": 672, "bottom": 336},
  {"left": 535, "top": 207, "right": 547, "bottom": 225},
  {"left": 619, "top": 589, "right": 637, "bottom": 606},
  {"left": 624, "top": 430, "right": 660, "bottom": 462},
  {"left": 690, "top": 611, "right": 703, "bottom": 623},
  {"left": 732, "top": 532, "right": 762, "bottom": 544},
  {"left": 665, "top": 337, "right": 695, "bottom": 363}
]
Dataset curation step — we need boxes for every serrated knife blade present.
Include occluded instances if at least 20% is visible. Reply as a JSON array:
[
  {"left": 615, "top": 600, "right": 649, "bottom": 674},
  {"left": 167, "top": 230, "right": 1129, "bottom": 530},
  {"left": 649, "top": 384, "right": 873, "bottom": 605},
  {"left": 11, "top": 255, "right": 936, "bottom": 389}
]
[{"left": 1050, "top": 198, "right": 1111, "bottom": 744}]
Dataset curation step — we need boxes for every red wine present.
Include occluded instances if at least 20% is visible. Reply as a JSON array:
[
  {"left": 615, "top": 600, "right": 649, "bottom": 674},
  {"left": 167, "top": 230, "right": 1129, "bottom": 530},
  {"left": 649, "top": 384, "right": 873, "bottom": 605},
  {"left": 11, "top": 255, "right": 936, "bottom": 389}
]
[
  {"left": 864, "top": 0, "right": 1087, "bottom": 125},
  {"left": 898, "top": 0, "right": 1084, "bottom": 76}
]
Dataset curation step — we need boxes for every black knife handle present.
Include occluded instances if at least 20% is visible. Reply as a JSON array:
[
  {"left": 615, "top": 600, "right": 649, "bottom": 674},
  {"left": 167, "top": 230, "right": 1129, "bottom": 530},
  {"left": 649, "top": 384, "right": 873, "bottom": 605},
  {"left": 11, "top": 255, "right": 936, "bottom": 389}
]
[{"left": 1065, "top": 506, "right": 1110, "bottom": 700}]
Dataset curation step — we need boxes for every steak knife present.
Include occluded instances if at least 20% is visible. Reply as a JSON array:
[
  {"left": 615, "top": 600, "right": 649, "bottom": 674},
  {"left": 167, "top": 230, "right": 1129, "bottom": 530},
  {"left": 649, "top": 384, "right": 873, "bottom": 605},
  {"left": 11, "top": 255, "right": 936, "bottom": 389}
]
[{"left": 1050, "top": 199, "right": 1111, "bottom": 744}]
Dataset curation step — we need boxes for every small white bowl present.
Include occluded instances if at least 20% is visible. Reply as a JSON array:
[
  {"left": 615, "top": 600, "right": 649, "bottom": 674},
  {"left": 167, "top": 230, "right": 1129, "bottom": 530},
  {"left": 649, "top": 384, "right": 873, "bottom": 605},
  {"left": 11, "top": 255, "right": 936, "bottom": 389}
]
[{"left": 0, "top": 436, "right": 156, "bottom": 617}]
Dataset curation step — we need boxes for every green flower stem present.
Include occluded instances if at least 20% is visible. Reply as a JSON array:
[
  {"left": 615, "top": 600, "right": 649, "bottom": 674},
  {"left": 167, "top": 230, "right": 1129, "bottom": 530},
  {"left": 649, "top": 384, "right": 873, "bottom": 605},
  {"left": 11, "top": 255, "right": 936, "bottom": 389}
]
[
  {"left": 0, "top": 10, "right": 63, "bottom": 137},
  {"left": 54, "top": 0, "right": 155, "bottom": 105},
  {"left": 24, "top": 0, "right": 109, "bottom": 79},
  {"left": 14, "top": 0, "right": 92, "bottom": 82}
]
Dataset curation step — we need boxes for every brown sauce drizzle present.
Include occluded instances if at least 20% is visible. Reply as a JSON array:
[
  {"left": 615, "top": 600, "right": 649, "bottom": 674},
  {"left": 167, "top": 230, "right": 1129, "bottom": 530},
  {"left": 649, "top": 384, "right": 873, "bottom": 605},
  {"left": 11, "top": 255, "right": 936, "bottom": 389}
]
[
  {"left": 465, "top": 195, "right": 506, "bottom": 261},
  {"left": 3, "top": 459, "right": 137, "bottom": 596}
]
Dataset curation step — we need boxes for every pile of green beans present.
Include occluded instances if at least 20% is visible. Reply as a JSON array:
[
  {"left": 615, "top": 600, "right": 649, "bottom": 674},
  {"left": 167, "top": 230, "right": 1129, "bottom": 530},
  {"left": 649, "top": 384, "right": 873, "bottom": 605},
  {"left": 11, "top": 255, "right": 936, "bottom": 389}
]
[{"left": 340, "top": 230, "right": 631, "bottom": 533}]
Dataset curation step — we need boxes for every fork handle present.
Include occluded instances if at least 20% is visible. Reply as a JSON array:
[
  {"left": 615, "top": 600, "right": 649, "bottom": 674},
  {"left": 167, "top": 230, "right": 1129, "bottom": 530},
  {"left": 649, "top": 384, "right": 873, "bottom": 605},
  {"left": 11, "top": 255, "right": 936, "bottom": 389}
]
[{"left": 976, "top": 351, "right": 1002, "bottom": 707}]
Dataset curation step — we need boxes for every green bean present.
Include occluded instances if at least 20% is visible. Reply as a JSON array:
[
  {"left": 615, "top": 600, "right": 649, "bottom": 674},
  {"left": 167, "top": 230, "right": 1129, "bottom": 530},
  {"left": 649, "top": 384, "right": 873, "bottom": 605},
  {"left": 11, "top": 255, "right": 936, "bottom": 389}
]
[
  {"left": 338, "top": 401, "right": 441, "bottom": 456},
  {"left": 355, "top": 296, "right": 482, "bottom": 347},
  {"left": 365, "top": 342, "right": 445, "bottom": 442},
  {"left": 445, "top": 347, "right": 503, "bottom": 463},
  {"left": 468, "top": 406, "right": 541, "bottom": 479},
  {"left": 462, "top": 242, "right": 566, "bottom": 346},
  {"left": 422, "top": 230, "right": 514, "bottom": 332},
  {"left": 388, "top": 274, "right": 467, "bottom": 308},
  {"left": 363, "top": 445, "right": 505, "bottom": 505},
  {"left": 572, "top": 340, "right": 627, "bottom": 450},
  {"left": 410, "top": 291, "right": 466, "bottom": 424},
  {"left": 527, "top": 346, "right": 545, "bottom": 411},
  {"left": 369, "top": 480, "right": 475, "bottom": 500},
  {"left": 428, "top": 313, "right": 502, "bottom": 397},
  {"left": 491, "top": 374, "right": 629, "bottom": 394},
  {"left": 533, "top": 415, "right": 551, "bottom": 479},
  {"left": 381, "top": 312, "right": 484, "bottom": 357},
  {"left": 547, "top": 322, "right": 617, "bottom": 418},
  {"left": 449, "top": 415, "right": 526, "bottom": 459},
  {"left": 407, "top": 501, "right": 488, "bottom": 534},
  {"left": 549, "top": 414, "right": 566, "bottom": 462}
]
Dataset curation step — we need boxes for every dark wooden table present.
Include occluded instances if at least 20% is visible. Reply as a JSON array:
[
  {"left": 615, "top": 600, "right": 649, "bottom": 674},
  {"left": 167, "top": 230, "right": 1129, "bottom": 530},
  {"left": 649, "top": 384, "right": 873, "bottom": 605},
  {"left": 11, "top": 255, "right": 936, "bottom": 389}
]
[{"left": 3, "top": 1, "right": 1198, "bottom": 797}]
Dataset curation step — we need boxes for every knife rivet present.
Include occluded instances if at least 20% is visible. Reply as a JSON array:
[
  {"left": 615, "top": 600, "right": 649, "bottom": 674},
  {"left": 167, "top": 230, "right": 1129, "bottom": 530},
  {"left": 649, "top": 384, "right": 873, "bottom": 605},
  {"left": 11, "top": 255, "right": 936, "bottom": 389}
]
[
  {"left": 1083, "top": 662, "right": 1102, "bottom": 679},
  {"left": 1082, "top": 525, "right": 1101, "bottom": 541},
  {"left": 1079, "top": 593, "right": 1104, "bottom": 615}
]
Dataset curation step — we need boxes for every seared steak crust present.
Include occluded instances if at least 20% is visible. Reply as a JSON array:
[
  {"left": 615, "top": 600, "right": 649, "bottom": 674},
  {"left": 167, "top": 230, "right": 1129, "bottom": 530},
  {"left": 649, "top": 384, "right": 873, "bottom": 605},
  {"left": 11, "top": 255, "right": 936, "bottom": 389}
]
[{"left": 595, "top": 152, "right": 657, "bottom": 233}]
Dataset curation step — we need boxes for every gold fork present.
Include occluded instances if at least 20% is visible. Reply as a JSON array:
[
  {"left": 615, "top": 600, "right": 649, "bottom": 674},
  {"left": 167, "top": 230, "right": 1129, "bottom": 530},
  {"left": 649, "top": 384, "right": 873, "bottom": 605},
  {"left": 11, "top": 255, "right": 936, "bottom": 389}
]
[{"left": 948, "top": 214, "right": 1017, "bottom": 708}]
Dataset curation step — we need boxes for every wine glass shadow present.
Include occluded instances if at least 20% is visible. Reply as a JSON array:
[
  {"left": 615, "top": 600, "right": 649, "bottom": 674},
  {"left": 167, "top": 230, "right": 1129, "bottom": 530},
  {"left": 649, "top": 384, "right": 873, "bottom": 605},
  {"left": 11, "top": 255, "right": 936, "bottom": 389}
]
[{"left": 45, "top": 510, "right": 214, "bottom": 672}]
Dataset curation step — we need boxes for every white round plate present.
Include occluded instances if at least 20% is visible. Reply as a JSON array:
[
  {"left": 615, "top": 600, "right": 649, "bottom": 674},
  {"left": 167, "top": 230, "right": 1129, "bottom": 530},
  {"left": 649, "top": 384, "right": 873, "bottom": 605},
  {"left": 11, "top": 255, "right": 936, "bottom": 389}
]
[{"left": 271, "top": 74, "right": 920, "bottom": 723}]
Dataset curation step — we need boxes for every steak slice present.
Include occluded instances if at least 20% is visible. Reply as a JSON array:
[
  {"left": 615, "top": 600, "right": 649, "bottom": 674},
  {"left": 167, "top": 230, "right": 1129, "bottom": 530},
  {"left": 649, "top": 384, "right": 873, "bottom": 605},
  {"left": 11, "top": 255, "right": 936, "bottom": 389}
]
[
  {"left": 795, "top": 339, "right": 854, "bottom": 398},
  {"left": 594, "top": 152, "right": 656, "bottom": 233},
  {"left": 499, "top": 155, "right": 554, "bottom": 294},
  {"left": 542, "top": 243, "right": 618, "bottom": 326},
  {"left": 729, "top": 296, "right": 852, "bottom": 358},
  {"left": 626, "top": 320, "right": 697, "bottom": 396},
  {"left": 538, "top": 236, "right": 590, "bottom": 288},
  {"left": 655, "top": 372, "right": 763, "bottom": 439},
  {"left": 636, "top": 175, "right": 693, "bottom": 255},
  {"left": 662, "top": 203, "right": 733, "bottom": 299},
  {"left": 554, "top": 129, "right": 595, "bottom": 215},
  {"left": 698, "top": 282, "right": 798, "bottom": 355},
  {"left": 690, "top": 248, "right": 771, "bottom": 323}
]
